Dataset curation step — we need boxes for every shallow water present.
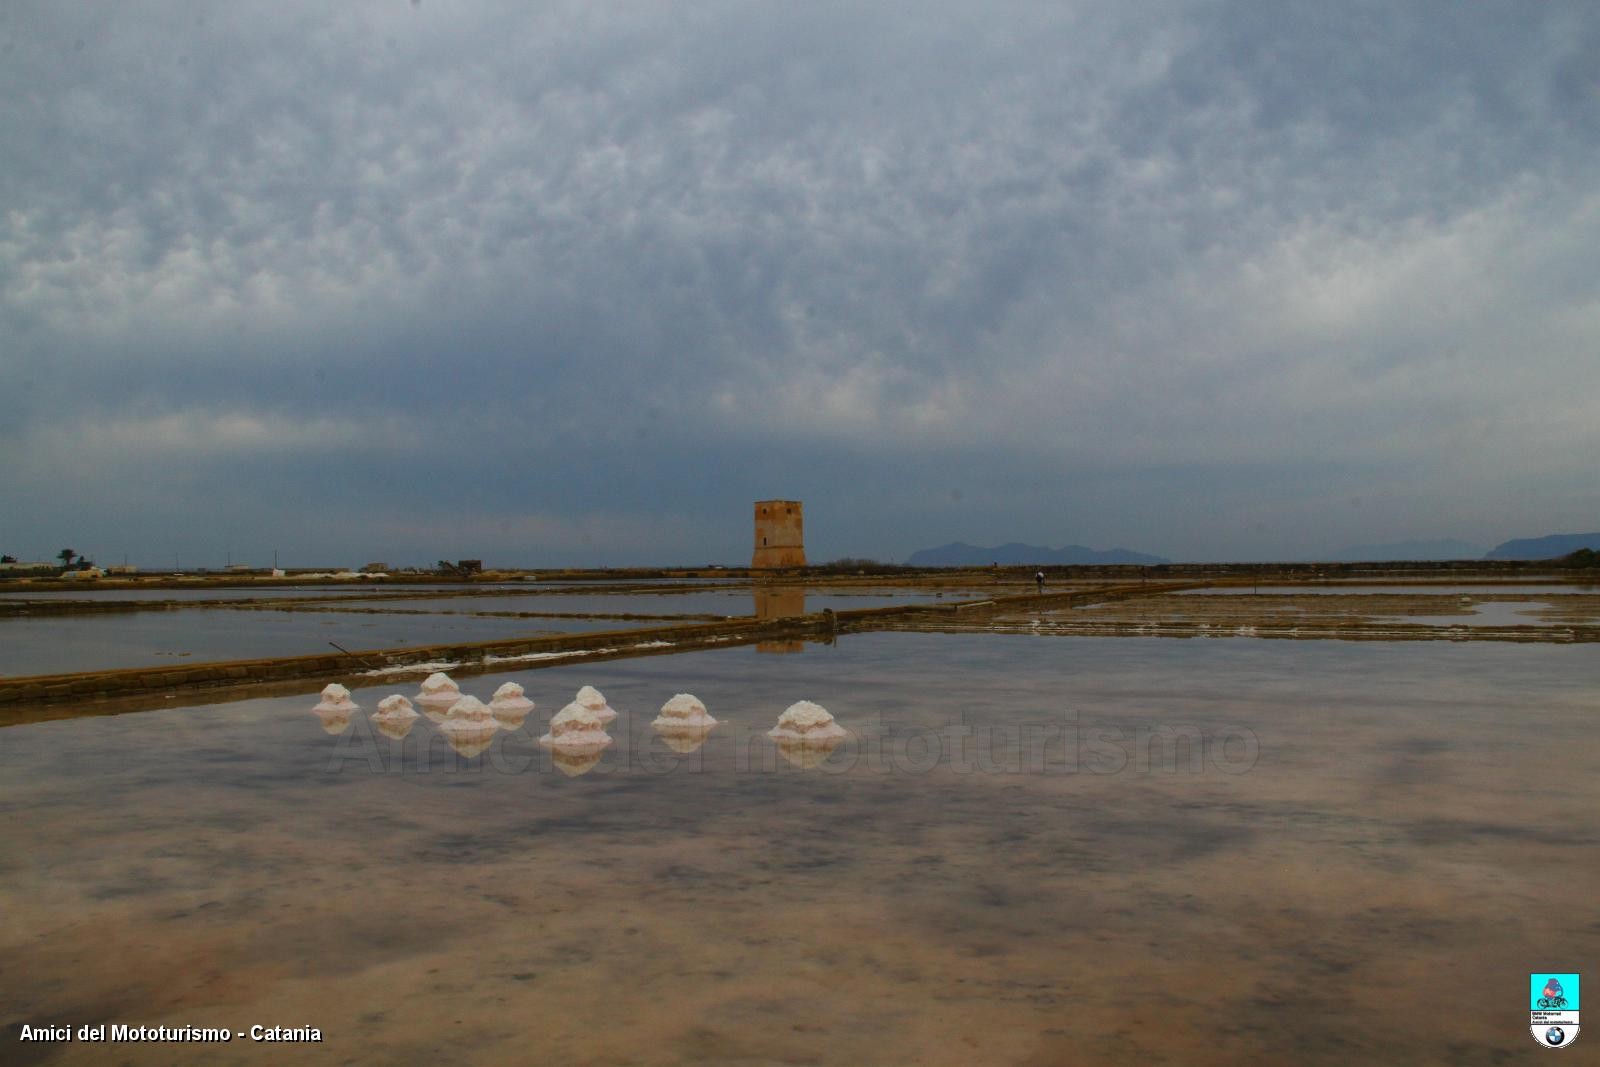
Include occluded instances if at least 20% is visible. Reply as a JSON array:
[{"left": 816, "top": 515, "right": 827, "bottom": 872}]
[
  {"left": 324, "top": 588, "right": 992, "bottom": 616},
  {"left": 0, "top": 587, "right": 370, "bottom": 601},
  {"left": 1180, "top": 583, "right": 1596, "bottom": 596},
  {"left": 0, "top": 586, "right": 996, "bottom": 678},
  {"left": 0, "top": 584, "right": 504, "bottom": 602},
  {"left": 0, "top": 579, "right": 753, "bottom": 602},
  {"left": 1399, "top": 600, "right": 1566, "bottom": 628},
  {"left": 0, "top": 610, "right": 656, "bottom": 676},
  {"left": 2, "top": 632, "right": 1595, "bottom": 1064}
]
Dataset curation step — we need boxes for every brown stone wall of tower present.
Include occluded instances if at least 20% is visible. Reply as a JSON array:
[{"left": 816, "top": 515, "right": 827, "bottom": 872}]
[{"left": 752, "top": 500, "right": 806, "bottom": 568}]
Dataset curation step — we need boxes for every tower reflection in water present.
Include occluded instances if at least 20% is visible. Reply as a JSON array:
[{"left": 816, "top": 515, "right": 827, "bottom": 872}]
[{"left": 754, "top": 585, "right": 806, "bottom": 654}]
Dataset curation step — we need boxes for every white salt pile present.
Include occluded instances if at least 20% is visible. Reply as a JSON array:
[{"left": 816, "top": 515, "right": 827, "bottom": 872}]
[
  {"left": 311, "top": 682, "right": 357, "bottom": 734},
  {"left": 652, "top": 693, "right": 717, "bottom": 729},
  {"left": 441, "top": 695, "right": 495, "bottom": 728},
  {"left": 769, "top": 700, "right": 845, "bottom": 768},
  {"left": 767, "top": 700, "right": 845, "bottom": 742},
  {"left": 416, "top": 671, "right": 462, "bottom": 707},
  {"left": 574, "top": 685, "right": 618, "bottom": 724},
  {"left": 488, "top": 682, "right": 535, "bottom": 728},
  {"left": 538, "top": 701, "right": 614, "bottom": 751},
  {"left": 370, "top": 694, "right": 420, "bottom": 740},
  {"left": 651, "top": 693, "right": 718, "bottom": 753},
  {"left": 312, "top": 682, "right": 358, "bottom": 713},
  {"left": 374, "top": 693, "right": 418, "bottom": 719},
  {"left": 438, "top": 695, "right": 499, "bottom": 757}
]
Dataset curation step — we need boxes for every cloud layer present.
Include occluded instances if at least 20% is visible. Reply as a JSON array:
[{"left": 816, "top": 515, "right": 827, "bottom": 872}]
[{"left": 4, "top": 1, "right": 1599, "bottom": 565}]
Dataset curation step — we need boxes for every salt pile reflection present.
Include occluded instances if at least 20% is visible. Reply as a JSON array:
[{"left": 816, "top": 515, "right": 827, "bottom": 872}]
[{"left": 549, "top": 746, "right": 606, "bottom": 777}]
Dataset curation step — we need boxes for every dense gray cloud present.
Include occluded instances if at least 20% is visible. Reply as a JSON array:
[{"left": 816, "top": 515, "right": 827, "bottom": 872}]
[{"left": 3, "top": 1, "right": 1598, "bottom": 565}]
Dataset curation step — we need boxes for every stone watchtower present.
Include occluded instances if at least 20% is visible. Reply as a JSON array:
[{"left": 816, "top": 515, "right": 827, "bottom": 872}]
[{"left": 752, "top": 500, "right": 806, "bottom": 569}]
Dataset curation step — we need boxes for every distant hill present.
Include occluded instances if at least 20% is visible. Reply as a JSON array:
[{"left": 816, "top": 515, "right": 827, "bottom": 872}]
[
  {"left": 1328, "top": 538, "right": 1485, "bottom": 562},
  {"left": 907, "top": 541, "right": 1170, "bottom": 566},
  {"left": 1485, "top": 532, "right": 1600, "bottom": 560}
]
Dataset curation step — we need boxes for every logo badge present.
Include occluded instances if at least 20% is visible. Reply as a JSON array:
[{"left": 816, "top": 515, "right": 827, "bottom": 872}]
[{"left": 1531, "top": 973, "right": 1580, "bottom": 1049}]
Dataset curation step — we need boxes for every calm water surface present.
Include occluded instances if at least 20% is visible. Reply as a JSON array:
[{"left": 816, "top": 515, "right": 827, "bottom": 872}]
[
  {"left": 1180, "top": 583, "right": 1596, "bottom": 596},
  {"left": 0, "top": 585, "right": 495, "bottom": 602},
  {"left": 0, "top": 611, "right": 655, "bottom": 676},
  {"left": 1, "top": 633, "right": 1595, "bottom": 1065}
]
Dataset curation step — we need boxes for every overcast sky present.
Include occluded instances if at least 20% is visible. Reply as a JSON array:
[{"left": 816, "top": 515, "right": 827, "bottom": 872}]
[{"left": 3, "top": 2, "right": 1598, "bottom": 567}]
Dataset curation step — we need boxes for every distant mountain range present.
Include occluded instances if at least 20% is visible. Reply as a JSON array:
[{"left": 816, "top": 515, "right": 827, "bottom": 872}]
[
  {"left": 905, "top": 532, "right": 1600, "bottom": 566},
  {"left": 906, "top": 542, "right": 1170, "bottom": 566},
  {"left": 1327, "top": 538, "right": 1485, "bottom": 562},
  {"left": 1484, "top": 532, "right": 1600, "bottom": 560}
]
